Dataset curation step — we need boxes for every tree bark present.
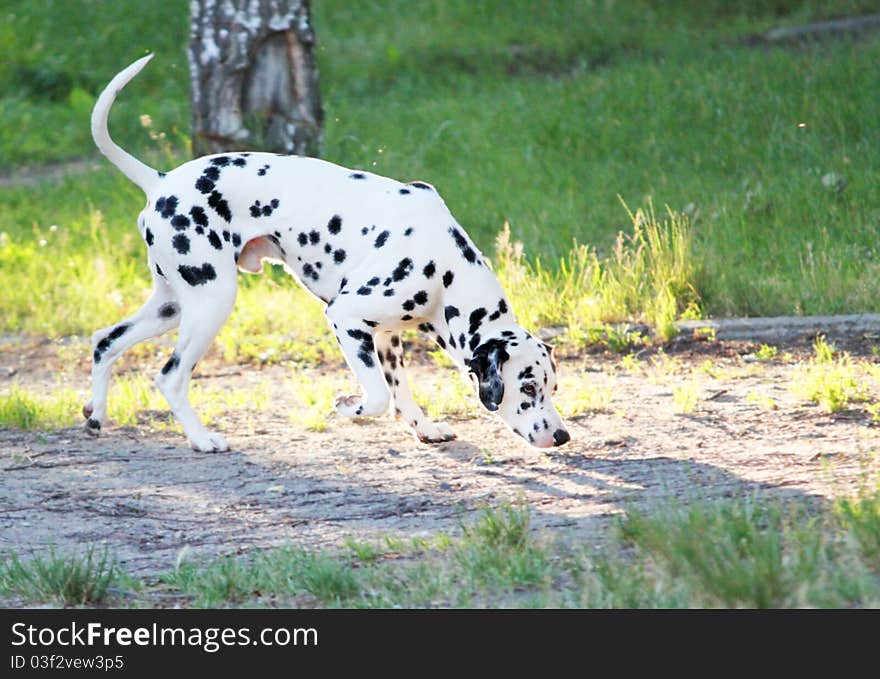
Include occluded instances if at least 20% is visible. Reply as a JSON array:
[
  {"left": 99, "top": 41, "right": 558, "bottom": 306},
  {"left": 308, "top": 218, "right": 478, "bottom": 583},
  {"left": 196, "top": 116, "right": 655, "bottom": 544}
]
[{"left": 188, "top": 0, "right": 323, "bottom": 157}]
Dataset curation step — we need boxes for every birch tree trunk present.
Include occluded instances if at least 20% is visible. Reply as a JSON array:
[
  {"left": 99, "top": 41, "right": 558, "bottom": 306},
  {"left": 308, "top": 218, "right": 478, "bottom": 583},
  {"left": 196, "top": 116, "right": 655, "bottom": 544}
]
[{"left": 188, "top": 0, "right": 323, "bottom": 157}]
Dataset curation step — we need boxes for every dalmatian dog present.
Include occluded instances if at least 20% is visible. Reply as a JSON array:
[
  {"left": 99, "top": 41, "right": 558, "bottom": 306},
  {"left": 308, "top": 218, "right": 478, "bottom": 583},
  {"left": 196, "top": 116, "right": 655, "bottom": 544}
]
[{"left": 84, "top": 55, "right": 570, "bottom": 452}]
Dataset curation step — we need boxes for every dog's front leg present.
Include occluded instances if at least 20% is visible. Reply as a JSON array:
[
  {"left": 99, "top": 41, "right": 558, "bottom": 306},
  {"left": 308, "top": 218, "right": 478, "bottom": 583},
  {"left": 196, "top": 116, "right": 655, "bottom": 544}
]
[
  {"left": 325, "top": 307, "right": 390, "bottom": 418},
  {"left": 375, "top": 332, "right": 455, "bottom": 443}
]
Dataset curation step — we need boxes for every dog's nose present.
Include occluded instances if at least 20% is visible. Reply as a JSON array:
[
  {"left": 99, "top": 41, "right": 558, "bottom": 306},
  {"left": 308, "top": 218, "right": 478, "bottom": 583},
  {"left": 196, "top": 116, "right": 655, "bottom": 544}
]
[{"left": 553, "top": 429, "right": 570, "bottom": 446}]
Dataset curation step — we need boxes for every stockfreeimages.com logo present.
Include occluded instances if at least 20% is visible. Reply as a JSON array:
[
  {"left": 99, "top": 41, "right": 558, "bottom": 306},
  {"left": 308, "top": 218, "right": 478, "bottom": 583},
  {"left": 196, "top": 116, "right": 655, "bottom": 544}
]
[{"left": 11, "top": 622, "right": 317, "bottom": 654}]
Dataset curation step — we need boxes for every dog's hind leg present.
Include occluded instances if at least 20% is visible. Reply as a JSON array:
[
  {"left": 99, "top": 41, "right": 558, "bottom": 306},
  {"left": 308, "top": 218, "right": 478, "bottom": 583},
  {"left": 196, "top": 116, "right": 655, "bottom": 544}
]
[
  {"left": 84, "top": 262, "right": 180, "bottom": 433},
  {"left": 153, "top": 273, "right": 237, "bottom": 452},
  {"left": 375, "top": 331, "right": 455, "bottom": 443}
]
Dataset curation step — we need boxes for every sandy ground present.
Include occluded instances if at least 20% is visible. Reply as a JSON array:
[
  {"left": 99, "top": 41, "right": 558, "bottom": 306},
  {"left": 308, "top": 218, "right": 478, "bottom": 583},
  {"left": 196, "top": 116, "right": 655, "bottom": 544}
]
[{"left": 1, "top": 335, "right": 878, "bottom": 577}]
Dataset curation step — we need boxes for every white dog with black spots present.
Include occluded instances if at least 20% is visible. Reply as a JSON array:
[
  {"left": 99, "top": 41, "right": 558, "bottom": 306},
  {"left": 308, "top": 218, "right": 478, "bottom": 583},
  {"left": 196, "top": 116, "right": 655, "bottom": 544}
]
[{"left": 84, "top": 55, "right": 570, "bottom": 452}]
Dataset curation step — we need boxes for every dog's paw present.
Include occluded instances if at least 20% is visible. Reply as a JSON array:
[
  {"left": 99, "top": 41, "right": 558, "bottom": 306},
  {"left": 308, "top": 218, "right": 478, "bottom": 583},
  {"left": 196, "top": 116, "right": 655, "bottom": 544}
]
[
  {"left": 335, "top": 394, "right": 388, "bottom": 418},
  {"left": 188, "top": 430, "right": 229, "bottom": 453},
  {"left": 416, "top": 421, "right": 457, "bottom": 444},
  {"left": 82, "top": 401, "right": 94, "bottom": 419},
  {"left": 83, "top": 417, "right": 102, "bottom": 436}
]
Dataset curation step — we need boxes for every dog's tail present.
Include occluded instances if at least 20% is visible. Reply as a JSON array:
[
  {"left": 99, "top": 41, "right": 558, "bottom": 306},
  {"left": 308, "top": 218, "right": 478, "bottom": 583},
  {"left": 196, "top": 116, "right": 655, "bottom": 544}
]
[{"left": 91, "top": 54, "right": 159, "bottom": 194}]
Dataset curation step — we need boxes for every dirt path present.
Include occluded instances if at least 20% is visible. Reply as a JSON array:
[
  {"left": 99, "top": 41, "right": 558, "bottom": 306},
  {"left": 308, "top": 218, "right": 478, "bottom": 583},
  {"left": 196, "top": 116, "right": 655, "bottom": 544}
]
[{"left": 1, "top": 337, "right": 878, "bottom": 577}]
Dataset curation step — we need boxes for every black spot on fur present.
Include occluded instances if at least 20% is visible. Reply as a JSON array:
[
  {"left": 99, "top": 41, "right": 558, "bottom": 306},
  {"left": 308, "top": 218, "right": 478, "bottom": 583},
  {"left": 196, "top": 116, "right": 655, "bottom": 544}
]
[
  {"left": 145, "top": 228, "right": 154, "bottom": 246},
  {"left": 190, "top": 206, "right": 208, "bottom": 227},
  {"left": 361, "top": 226, "right": 369, "bottom": 235},
  {"left": 324, "top": 243, "right": 332, "bottom": 254},
  {"left": 384, "top": 289, "right": 395, "bottom": 297},
  {"left": 161, "top": 352, "right": 180, "bottom": 375},
  {"left": 208, "top": 230, "right": 223, "bottom": 250},
  {"left": 232, "top": 233, "right": 241, "bottom": 247},
  {"left": 418, "top": 323, "right": 435, "bottom": 333},
  {"left": 402, "top": 299, "right": 415, "bottom": 311},
  {"left": 413, "top": 290, "right": 428, "bottom": 305},
  {"left": 409, "top": 181, "right": 432, "bottom": 190},
  {"left": 156, "top": 263, "right": 164, "bottom": 277},
  {"left": 172, "top": 233, "right": 190, "bottom": 255},
  {"left": 257, "top": 165, "right": 269, "bottom": 176},
  {"left": 171, "top": 214, "right": 190, "bottom": 230},
  {"left": 204, "top": 166, "right": 220, "bottom": 181},
  {"left": 391, "top": 258, "right": 413, "bottom": 282},
  {"left": 399, "top": 188, "right": 411, "bottom": 195},
  {"left": 210, "top": 156, "right": 230, "bottom": 167},
  {"left": 350, "top": 172, "right": 366, "bottom": 179},
  {"left": 86, "top": 418, "right": 101, "bottom": 430},
  {"left": 374, "top": 230, "right": 390, "bottom": 248},
  {"left": 498, "top": 299, "right": 509, "bottom": 314},
  {"left": 445, "top": 305, "right": 460, "bottom": 322},
  {"left": 178, "top": 263, "right": 217, "bottom": 286},
  {"left": 357, "top": 286, "right": 372, "bottom": 296},
  {"left": 449, "top": 226, "right": 477, "bottom": 263},
  {"left": 346, "top": 329, "right": 375, "bottom": 367},
  {"left": 262, "top": 204, "right": 273, "bottom": 216},
  {"left": 158, "top": 302, "right": 179, "bottom": 319},
  {"left": 469, "top": 333, "right": 482, "bottom": 351},
  {"left": 436, "top": 335, "right": 447, "bottom": 349},
  {"left": 443, "top": 270, "right": 454, "bottom": 287},
  {"left": 328, "top": 215, "right": 342, "bottom": 234},
  {"left": 109, "top": 324, "right": 130, "bottom": 342},
  {"left": 367, "top": 277, "right": 380, "bottom": 287},
  {"left": 309, "top": 230, "right": 320, "bottom": 244},
  {"left": 249, "top": 202, "right": 262, "bottom": 218},
  {"left": 423, "top": 261, "right": 436, "bottom": 278},
  {"left": 232, "top": 157, "right": 246, "bottom": 167},
  {"left": 363, "top": 319, "right": 379, "bottom": 327},
  {"left": 160, "top": 196, "right": 178, "bottom": 219},
  {"left": 390, "top": 335, "right": 401, "bottom": 347},
  {"left": 208, "top": 191, "right": 232, "bottom": 222},
  {"left": 469, "top": 308, "right": 487, "bottom": 335},
  {"left": 404, "top": 227, "right": 413, "bottom": 236},
  {"left": 223, "top": 230, "right": 230, "bottom": 242},
  {"left": 401, "top": 314, "right": 413, "bottom": 321},
  {"left": 298, "top": 232, "right": 308, "bottom": 246},
  {"left": 195, "top": 177, "right": 215, "bottom": 194},
  {"left": 333, "top": 249, "right": 346, "bottom": 264}
]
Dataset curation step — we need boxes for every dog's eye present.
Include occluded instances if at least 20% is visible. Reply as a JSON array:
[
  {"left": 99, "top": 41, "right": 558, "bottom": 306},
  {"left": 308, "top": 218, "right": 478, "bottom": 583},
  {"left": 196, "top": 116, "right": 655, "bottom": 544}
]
[{"left": 522, "top": 384, "right": 536, "bottom": 397}]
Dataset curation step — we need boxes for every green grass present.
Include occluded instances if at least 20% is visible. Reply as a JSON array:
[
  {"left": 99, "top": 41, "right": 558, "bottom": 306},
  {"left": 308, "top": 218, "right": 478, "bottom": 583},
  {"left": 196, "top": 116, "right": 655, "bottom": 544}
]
[
  {"left": 0, "top": 546, "right": 121, "bottom": 606},
  {"left": 791, "top": 336, "right": 875, "bottom": 413},
  {"left": 160, "top": 500, "right": 551, "bottom": 607},
  {"left": 7, "top": 491, "right": 880, "bottom": 608},
  {"left": 0, "top": 383, "right": 81, "bottom": 430},
  {"left": 1, "top": 0, "right": 879, "bottom": 350},
  {"left": 0, "top": 376, "right": 272, "bottom": 432}
]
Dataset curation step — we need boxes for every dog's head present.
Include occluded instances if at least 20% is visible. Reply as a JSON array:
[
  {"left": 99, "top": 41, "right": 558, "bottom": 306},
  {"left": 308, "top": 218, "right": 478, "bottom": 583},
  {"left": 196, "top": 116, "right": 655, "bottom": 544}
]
[{"left": 468, "top": 329, "right": 569, "bottom": 448}]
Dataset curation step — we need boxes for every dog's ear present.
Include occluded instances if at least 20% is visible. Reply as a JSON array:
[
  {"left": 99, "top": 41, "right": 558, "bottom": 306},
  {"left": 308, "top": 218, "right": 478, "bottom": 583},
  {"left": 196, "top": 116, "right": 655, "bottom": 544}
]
[
  {"left": 542, "top": 341, "right": 557, "bottom": 373},
  {"left": 469, "top": 338, "right": 510, "bottom": 411}
]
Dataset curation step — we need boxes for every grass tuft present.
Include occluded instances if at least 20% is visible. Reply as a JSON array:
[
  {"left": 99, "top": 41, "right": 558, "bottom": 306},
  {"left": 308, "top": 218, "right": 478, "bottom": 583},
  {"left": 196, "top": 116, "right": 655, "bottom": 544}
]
[
  {"left": 0, "top": 546, "right": 119, "bottom": 606},
  {"left": 791, "top": 336, "right": 872, "bottom": 413},
  {"left": 494, "top": 202, "right": 699, "bottom": 348},
  {"left": 0, "top": 383, "right": 80, "bottom": 430},
  {"left": 618, "top": 497, "right": 823, "bottom": 608}
]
